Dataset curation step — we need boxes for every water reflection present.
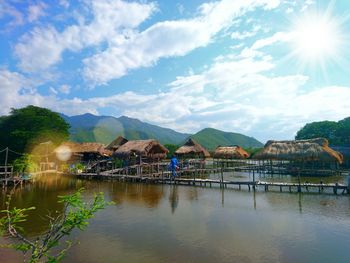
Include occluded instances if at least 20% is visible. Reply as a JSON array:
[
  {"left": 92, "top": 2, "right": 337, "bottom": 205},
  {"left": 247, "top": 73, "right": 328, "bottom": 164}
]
[
  {"left": 253, "top": 190, "right": 256, "bottom": 210},
  {"left": 1, "top": 174, "right": 350, "bottom": 263},
  {"left": 169, "top": 185, "right": 179, "bottom": 214},
  {"left": 109, "top": 183, "right": 164, "bottom": 208}
]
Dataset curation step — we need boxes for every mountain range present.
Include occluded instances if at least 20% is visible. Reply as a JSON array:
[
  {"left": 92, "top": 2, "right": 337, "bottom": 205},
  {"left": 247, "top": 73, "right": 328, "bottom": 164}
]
[{"left": 60, "top": 113, "right": 263, "bottom": 150}]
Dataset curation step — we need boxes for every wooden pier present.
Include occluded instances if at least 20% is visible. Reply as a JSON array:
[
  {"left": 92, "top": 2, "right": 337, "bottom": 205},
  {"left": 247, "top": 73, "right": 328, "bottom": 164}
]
[
  {"left": 75, "top": 172, "right": 350, "bottom": 195},
  {"left": 0, "top": 177, "right": 32, "bottom": 187}
]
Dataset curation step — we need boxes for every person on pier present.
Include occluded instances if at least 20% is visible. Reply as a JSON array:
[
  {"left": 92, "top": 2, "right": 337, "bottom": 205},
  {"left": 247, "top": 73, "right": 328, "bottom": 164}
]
[{"left": 169, "top": 155, "right": 179, "bottom": 180}]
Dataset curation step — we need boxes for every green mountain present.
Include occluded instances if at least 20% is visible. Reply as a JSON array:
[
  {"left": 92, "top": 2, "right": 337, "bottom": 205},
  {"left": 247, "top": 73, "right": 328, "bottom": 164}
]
[
  {"left": 60, "top": 113, "right": 263, "bottom": 149},
  {"left": 189, "top": 128, "right": 263, "bottom": 151},
  {"left": 60, "top": 113, "right": 190, "bottom": 145}
]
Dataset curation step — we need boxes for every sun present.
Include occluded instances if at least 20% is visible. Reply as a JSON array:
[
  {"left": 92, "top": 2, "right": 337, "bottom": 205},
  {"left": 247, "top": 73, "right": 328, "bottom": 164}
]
[
  {"left": 289, "top": 8, "right": 345, "bottom": 69},
  {"left": 293, "top": 16, "right": 339, "bottom": 59}
]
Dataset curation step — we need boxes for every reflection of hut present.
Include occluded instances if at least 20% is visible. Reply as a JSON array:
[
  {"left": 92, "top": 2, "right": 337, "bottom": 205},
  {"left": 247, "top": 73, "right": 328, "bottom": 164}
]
[
  {"left": 175, "top": 138, "right": 210, "bottom": 159},
  {"left": 106, "top": 136, "right": 128, "bottom": 151},
  {"left": 330, "top": 146, "right": 350, "bottom": 168},
  {"left": 214, "top": 146, "right": 250, "bottom": 159},
  {"left": 114, "top": 139, "right": 168, "bottom": 162},
  {"left": 254, "top": 138, "right": 343, "bottom": 175}
]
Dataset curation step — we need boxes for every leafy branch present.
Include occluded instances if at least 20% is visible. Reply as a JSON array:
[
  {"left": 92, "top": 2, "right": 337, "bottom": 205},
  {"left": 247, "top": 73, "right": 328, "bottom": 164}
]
[{"left": 0, "top": 187, "right": 113, "bottom": 263}]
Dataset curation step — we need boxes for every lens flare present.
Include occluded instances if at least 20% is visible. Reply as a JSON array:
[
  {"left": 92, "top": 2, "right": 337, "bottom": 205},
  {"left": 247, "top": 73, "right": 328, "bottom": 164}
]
[{"left": 55, "top": 145, "right": 72, "bottom": 162}]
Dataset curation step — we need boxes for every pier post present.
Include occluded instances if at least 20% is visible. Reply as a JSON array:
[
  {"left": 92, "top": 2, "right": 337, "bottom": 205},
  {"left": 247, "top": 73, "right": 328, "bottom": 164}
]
[
  {"left": 220, "top": 167, "right": 224, "bottom": 188},
  {"left": 252, "top": 169, "right": 256, "bottom": 191},
  {"left": 297, "top": 169, "right": 301, "bottom": 193},
  {"left": 334, "top": 183, "right": 338, "bottom": 195},
  {"left": 4, "top": 147, "right": 8, "bottom": 179},
  {"left": 194, "top": 168, "right": 197, "bottom": 185}
]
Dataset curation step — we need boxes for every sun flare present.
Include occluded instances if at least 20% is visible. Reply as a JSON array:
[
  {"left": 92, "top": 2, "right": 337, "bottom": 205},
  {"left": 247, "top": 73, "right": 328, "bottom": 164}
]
[{"left": 290, "top": 10, "right": 344, "bottom": 67}]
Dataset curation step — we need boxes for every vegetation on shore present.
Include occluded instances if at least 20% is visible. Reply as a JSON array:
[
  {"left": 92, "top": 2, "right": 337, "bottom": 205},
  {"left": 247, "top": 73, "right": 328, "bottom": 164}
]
[
  {"left": 0, "top": 188, "right": 111, "bottom": 263},
  {"left": 0, "top": 106, "right": 70, "bottom": 157},
  {"left": 296, "top": 117, "right": 350, "bottom": 146}
]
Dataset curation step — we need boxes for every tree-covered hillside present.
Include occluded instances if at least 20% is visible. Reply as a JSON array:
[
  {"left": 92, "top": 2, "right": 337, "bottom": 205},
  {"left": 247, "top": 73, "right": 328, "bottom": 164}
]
[
  {"left": 61, "top": 113, "right": 190, "bottom": 145},
  {"left": 189, "top": 128, "right": 263, "bottom": 151},
  {"left": 0, "top": 106, "right": 69, "bottom": 153},
  {"left": 295, "top": 117, "right": 350, "bottom": 145}
]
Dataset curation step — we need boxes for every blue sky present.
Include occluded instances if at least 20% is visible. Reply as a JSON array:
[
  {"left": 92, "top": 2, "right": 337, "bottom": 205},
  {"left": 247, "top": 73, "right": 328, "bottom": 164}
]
[{"left": 1, "top": 0, "right": 350, "bottom": 142}]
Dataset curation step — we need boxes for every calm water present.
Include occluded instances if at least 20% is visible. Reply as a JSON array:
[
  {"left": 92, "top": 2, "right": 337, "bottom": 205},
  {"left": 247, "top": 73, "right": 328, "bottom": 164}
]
[{"left": 1, "top": 173, "right": 350, "bottom": 263}]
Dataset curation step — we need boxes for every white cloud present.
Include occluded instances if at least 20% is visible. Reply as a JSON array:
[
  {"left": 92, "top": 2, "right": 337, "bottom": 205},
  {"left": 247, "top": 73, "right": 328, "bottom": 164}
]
[
  {"left": 231, "top": 25, "right": 261, "bottom": 40},
  {"left": 0, "top": 1, "right": 24, "bottom": 28},
  {"left": 2, "top": 59, "right": 350, "bottom": 142},
  {"left": 177, "top": 3, "right": 185, "bottom": 15},
  {"left": 251, "top": 31, "right": 294, "bottom": 50},
  {"left": 59, "top": 0, "right": 69, "bottom": 9},
  {"left": 59, "top": 84, "right": 70, "bottom": 94},
  {"left": 83, "top": 0, "right": 282, "bottom": 85},
  {"left": 301, "top": 0, "right": 315, "bottom": 12},
  {"left": 49, "top": 87, "right": 58, "bottom": 95},
  {"left": 0, "top": 70, "right": 27, "bottom": 114},
  {"left": 28, "top": 2, "right": 47, "bottom": 22},
  {"left": 286, "top": 7, "right": 294, "bottom": 14},
  {"left": 15, "top": 0, "right": 157, "bottom": 73},
  {"left": 15, "top": 26, "right": 63, "bottom": 72},
  {"left": 15, "top": 0, "right": 281, "bottom": 85}
]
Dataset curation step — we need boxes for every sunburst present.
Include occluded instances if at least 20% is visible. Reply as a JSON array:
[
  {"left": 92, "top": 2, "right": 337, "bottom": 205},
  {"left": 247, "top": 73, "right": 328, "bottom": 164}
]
[{"left": 287, "top": 3, "right": 348, "bottom": 74}]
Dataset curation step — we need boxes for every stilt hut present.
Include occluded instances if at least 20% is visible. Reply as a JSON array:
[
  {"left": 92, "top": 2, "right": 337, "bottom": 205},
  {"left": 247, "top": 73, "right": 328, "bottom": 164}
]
[
  {"left": 106, "top": 136, "right": 128, "bottom": 151},
  {"left": 253, "top": 138, "right": 343, "bottom": 176},
  {"left": 214, "top": 146, "right": 250, "bottom": 159},
  {"left": 175, "top": 138, "right": 210, "bottom": 170},
  {"left": 113, "top": 139, "right": 169, "bottom": 175},
  {"left": 175, "top": 138, "right": 210, "bottom": 158},
  {"left": 213, "top": 145, "right": 250, "bottom": 169},
  {"left": 55, "top": 142, "right": 112, "bottom": 163}
]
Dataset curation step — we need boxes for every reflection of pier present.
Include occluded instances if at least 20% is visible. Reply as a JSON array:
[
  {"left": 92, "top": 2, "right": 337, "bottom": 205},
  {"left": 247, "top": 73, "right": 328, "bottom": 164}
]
[{"left": 76, "top": 171, "right": 349, "bottom": 195}]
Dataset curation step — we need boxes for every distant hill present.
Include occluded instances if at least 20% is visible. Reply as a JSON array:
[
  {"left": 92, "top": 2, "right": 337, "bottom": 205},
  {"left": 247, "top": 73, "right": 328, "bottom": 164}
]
[
  {"left": 189, "top": 128, "right": 263, "bottom": 151},
  {"left": 60, "top": 113, "right": 190, "bottom": 145},
  {"left": 60, "top": 113, "right": 263, "bottom": 149}
]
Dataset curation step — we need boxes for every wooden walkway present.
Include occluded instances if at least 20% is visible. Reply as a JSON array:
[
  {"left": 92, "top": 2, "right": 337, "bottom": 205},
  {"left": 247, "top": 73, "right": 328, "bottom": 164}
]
[
  {"left": 0, "top": 177, "right": 32, "bottom": 187},
  {"left": 76, "top": 172, "right": 350, "bottom": 195}
]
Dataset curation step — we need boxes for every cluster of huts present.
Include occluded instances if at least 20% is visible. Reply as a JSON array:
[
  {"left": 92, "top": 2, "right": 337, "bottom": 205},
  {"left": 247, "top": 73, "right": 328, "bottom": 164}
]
[{"left": 50, "top": 135, "right": 347, "bottom": 176}]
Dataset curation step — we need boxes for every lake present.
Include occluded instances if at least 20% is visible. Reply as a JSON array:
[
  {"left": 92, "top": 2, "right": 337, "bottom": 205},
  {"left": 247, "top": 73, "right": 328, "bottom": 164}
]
[{"left": 1, "top": 173, "right": 350, "bottom": 263}]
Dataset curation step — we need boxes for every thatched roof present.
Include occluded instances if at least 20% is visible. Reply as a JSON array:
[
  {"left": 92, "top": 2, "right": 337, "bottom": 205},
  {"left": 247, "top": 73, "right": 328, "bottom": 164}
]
[
  {"left": 175, "top": 138, "right": 210, "bottom": 158},
  {"left": 55, "top": 142, "right": 112, "bottom": 157},
  {"left": 254, "top": 138, "right": 343, "bottom": 163},
  {"left": 106, "top": 136, "right": 128, "bottom": 151},
  {"left": 330, "top": 146, "right": 350, "bottom": 159},
  {"left": 214, "top": 146, "right": 250, "bottom": 159},
  {"left": 114, "top": 139, "right": 169, "bottom": 159}
]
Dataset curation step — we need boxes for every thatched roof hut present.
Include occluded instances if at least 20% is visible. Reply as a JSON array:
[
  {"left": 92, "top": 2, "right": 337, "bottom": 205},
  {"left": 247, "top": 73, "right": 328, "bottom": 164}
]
[
  {"left": 331, "top": 146, "right": 350, "bottom": 166},
  {"left": 331, "top": 146, "right": 350, "bottom": 159},
  {"left": 175, "top": 138, "right": 210, "bottom": 158},
  {"left": 55, "top": 142, "right": 112, "bottom": 158},
  {"left": 214, "top": 146, "right": 250, "bottom": 159},
  {"left": 254, "top": 138, "right": 343, "bottom": 163},
  {"left": 106, "top": 136, "right": 128, "bottom": 151},
  {"left": 113, "top": 139, "right": 169, "bottom": 159}
]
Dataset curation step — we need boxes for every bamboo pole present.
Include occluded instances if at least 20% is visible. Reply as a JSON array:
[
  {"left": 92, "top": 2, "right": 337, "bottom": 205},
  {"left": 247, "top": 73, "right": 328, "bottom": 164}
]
[{"left": 4, "top": 147, "right": 8, "bottom": 179}]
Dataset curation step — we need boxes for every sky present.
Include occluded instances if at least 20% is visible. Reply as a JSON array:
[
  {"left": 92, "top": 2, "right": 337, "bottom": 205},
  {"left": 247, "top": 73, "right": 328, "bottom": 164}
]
[{"left": 1, "top": 0, "right": 350, "bottom": 143}]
